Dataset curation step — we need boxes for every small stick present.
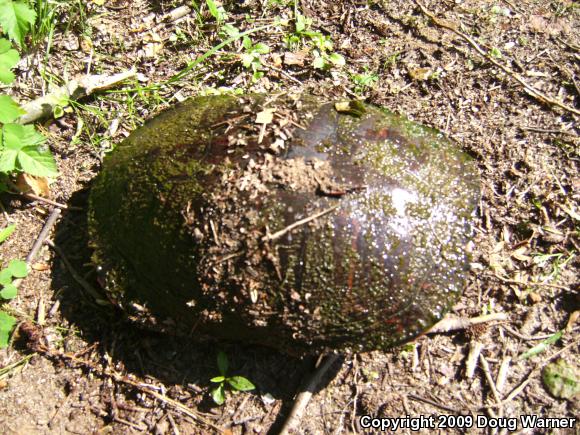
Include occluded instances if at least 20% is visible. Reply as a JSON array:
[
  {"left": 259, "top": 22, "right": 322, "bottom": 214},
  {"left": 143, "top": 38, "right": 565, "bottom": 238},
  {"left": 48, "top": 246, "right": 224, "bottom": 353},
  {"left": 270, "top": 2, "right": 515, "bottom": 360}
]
[
  {"left": 17, "top": 192, "right": 80, "bottom": 210},
  {"left": 26, "top": 336, "right": 223, "bottom": 433},
  {"left": 12, "top": 208, "right": 61, "bottom": 290},
  {"left": 414, "top": 1, "right": 580, "bottom": 116},
  {"left": 479, "top": 354, "right": 502, "bottom": 405},
  {"left": 520, "top": 126, "right": 578, "bottom": 136},
  {"left": 18, "top": 69, "right": 137, "bottom": 124},
  {"left": 492, "top": 273, "right": 571, "bottom": 291},
  {"left": 465, "top": 341, "right": 484, "bottom": 379},
  {"left": 480, "top": 377, "right": 531, "bottom": 411},
  {"left": 496, "top": 357, "right": 511, "bottom": 394},
  {"left": 279, "top": 353, "right": 341, "bottom": 435},
  {"left": 26, "top": 208, "right": 61, "bottom": 264},
  {"left": 502, "top": 325, "right": 565, "bottom": 341},
  {"left": 407, "top": 394, "right": 463, "bottom": 414},
  {"left": 45, "top": 239, "right": 108, "bottom": 304},
  {"left": 428, "top": 312, "right": 508, "bottom": 334},
  {"left": 263, "top": 204, "right": 339, "bottom": 242},
  {"left": 264, "top": 62, "right": 304, "bottom": 85}
]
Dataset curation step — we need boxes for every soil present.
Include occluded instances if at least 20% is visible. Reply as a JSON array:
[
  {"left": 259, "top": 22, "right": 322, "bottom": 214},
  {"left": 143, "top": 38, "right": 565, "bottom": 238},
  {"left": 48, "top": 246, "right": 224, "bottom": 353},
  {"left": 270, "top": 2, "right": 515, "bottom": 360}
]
[{"left": 0, "top": 1, "right": 578, "bottom": 434}]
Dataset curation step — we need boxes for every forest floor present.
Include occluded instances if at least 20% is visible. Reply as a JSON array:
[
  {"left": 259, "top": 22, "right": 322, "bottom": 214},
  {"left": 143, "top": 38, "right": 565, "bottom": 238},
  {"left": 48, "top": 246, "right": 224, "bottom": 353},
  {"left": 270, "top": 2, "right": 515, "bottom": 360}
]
[{"left": 0, "top": 0, "right": 578, "bottom": 434}]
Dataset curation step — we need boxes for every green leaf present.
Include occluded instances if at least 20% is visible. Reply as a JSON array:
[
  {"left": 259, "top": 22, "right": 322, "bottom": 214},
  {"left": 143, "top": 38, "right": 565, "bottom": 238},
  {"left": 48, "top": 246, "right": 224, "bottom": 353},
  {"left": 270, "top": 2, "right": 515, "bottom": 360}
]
[
  {"left": 205, "top": 0, "right": 220, "bottom": 20},
  {"left": 53, "top": 105, "right": 64, "bottom": 119},
  {"left": 0, "top": 124, "right": 56, "bottom": 177},
  {"left": 222, "top": 24, "right": 239, "bottom": 38},
  {"left": 242, "top": 36, "right": 252, "bottom": 50},
  {"left": 17, "top": 145, "right": 58, "bottom": 177},
  {"left": 0, "top": 0, "right": 37, "bottom": 46},
  {"left": 0, "top": 37, "right": 19, "bottom": 84},
  {"left": 253, "top": 43, "right": 270, "bottom": 54},
  {"left": 7, "top": 259, "right": 27, "bottom": 278},
  {"left": 312, "top": 55, "right": 325, "bottom": 69},
  {"left": 217, "top": 351, "right": 228, "bottom": 376},
  {"left": 3, "top": 123, "right": 41, "bottom": 150},
  {"left": 0, "top": 268, "right": 12, "bottom": 285},
  {"left": 0, "top": 223, "right": 15, "bottom": 243},
  {"left": 0, "top": 282, "right": 17, "bottom": 299},
  {"left": 0, "top": 310, "right": 16, "bottom": 348},
  {"left": 210, "top": 376, "right": 225, "bottom": 383},
  {"left": 227, "top": 376, "right": 255, "bottom": 392},
  {"left": 490, "top": 47, "right": 502, "bottom": 58},
  {"left": 0, "top": 95, "right": 24, "bottom": 122},
  {"left": 520, "top": 331, "right": 563, "bottom": 359},
  {"left": 295, "top": 13, "right": 306, "bottom": 33},
  {"left": 241, "top": 52, "right": 254, "bottom": 68},
  {"left": 211, "top": 384, "right": 226, "bottom": 405},
  {"left": 542, "top": 359, "right": 579, "bottom": 400},
  {"left": 327, "top": 52, "right": 345, "bottom": 67},
  {"left": 0, "top": 148, "right": 17, "bottom": 173}
]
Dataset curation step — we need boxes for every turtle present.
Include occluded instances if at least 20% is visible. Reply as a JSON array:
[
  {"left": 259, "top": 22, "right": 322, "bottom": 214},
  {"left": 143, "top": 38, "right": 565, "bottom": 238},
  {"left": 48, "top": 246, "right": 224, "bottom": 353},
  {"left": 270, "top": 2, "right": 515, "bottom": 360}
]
[{"left": 88, "top": 93, "right": 480, "bottom": 355}]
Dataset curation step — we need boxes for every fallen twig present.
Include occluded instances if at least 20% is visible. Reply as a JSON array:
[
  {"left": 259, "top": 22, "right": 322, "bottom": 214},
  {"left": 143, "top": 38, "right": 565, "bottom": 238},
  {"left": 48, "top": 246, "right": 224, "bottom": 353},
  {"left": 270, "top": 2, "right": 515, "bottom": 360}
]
[
  {"left": 45, "top": 239, "right": 109, "bottom": 305},
  {"left": 263, "top": 204, "right": 339, "bottom": 242},
  {"left": 11, "top": 208, "right": 61, "bottom": 291},
  {"left": 465, "top": 341, "right": 484, "bottom": 379},
  {"left": 428, "top": 313, "right": 508, "bottom": 334},
  {"left": 279, "top": 353, "right": 341, "bottom": 435},
  {"left": 26, "top": 208, "right": 62, "bottom": 264},
  {"left": 407, "top": 394, "right": 463, "bottom": 414},
  {"left": 492, "top": 273, "right": 572, "bottom": 291},
  {"left": 414, "top": 1, "right": 580, "bottom": 116},
  {"left": 18, "top": 69, "right": 136, "bottom": 125},
  {"left": 17, "top": 191, "right": 80, "bottom": 210}
]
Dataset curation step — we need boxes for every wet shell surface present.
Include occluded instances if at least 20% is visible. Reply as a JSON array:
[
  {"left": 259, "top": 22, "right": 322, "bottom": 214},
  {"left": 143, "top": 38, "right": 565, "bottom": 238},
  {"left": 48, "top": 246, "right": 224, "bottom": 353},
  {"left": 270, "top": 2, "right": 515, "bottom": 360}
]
[{"left": 89, "top": 94, "right": 480, "bottom": 355}]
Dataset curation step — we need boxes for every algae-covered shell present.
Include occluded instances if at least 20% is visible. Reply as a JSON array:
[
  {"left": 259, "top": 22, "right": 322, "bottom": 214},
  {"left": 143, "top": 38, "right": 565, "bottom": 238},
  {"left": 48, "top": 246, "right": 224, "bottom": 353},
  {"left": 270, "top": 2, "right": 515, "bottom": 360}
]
[{"left": 89, "top": 94, "right": 480, "bottom": 354}]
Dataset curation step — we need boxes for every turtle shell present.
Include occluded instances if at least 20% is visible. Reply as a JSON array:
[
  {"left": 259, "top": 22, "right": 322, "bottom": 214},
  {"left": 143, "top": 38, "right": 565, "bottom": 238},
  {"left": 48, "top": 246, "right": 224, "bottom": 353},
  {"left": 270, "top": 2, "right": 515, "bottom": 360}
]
[{"left": 89, "top": 94, "right": 480, "bottom": 354}]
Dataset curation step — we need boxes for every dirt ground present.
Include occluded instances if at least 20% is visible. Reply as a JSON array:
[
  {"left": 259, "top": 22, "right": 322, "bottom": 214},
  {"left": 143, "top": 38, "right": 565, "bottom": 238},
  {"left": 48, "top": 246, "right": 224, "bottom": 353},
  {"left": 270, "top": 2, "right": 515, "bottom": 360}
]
[{"left": 0, "top": 0, "right": 578, "bottom": 434}]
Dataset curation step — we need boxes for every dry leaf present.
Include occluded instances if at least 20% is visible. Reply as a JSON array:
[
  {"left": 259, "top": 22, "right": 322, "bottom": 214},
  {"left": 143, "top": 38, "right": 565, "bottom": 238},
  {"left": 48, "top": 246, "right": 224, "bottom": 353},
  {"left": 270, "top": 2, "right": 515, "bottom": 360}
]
[
  {"left": 528, "top": 292, "right": 542, "bottom": 303},
  {"left": 529, "top": 15, "right": 570, "bottom": 35},
  {"left": 511, "top": 246, "right": 531, "bottom": 262},
  {"left": 566, "top": 311, "right": 579, "bottom": 332},
  {"left": 255, "top": 108, "right": 275, "bottom": 124},
  {"left": 16, "top": 173, "right": 51, "bottom": 197},
  {"left": 31, "top": 263, "right": 50, "bottom": 272},
  {"left": 334, "top": 101, "right": 351, "bottom": 112},
  {"left": 270, "top": 53, "right": 283, "bottom": 68},
  {"left": 143, "top": 32, "right": 163, "bottom": 58},
  {"left": 408, "top": 67, "right": 432, "bottom": 81},
  {"left": 283, "top": 51, "right": 307, "bottom": 66}
]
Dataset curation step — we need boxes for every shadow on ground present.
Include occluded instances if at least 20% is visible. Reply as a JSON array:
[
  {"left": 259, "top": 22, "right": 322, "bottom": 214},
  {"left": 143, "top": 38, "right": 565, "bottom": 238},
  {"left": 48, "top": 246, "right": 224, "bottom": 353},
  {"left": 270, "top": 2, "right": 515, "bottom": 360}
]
[{"left": 46, "top": 186, "right": 342, "bottom": 432}]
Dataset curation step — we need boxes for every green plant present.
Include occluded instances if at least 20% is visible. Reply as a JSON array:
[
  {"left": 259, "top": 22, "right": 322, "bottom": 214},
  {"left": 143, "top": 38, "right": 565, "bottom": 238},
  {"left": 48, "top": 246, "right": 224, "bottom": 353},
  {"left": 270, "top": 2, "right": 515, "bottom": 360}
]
[
  {"left": 0, "top": 2, "right": 58, "bottom": 189},
  {"left": 0, "top": 227, "right": 27, "bottom": 348},
  {"left": 0, "top": 259, "right": 26, "bottom": 300},
  {"left": 205, "top": 0, "right": 227, "bottom": 24},
  {"left": 284, "top": 7, "right": 344, "bottom": 70},
  {"left": 351, "top": 68, "right": 378, "bottom": 94},
  {"left": 0, "top": 0, "right": 37, "bottom": 47},
  {"left": 210, "top": 351, "right": 255, "bottom": 405},
  {"left": 241, "top": 35, "right": 269, "bottom": 81}
]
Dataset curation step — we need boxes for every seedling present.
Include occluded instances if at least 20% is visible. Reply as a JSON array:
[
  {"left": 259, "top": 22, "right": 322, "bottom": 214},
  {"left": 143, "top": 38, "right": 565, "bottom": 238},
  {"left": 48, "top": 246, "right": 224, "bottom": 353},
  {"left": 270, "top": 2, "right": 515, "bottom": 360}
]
[
  {"left": 0, "top": 229, "right": 26, "bottom": 348},
  {"left": 210, "top": 351, "right": 255, "bottom": 405},
  {"left": 520, "top": 330, "right": 563, "bottom": 360},
  {"left": 351, "top": 69, "right": 379, "bottom": 94},
  {"left": 284, "top": 9, "right": 344, "bottom": 70},
  {"left": 205, "top": 0, "right": 227, "bottom": 24},
  {"left": 241, "top": 36, "right": 270, "bottom": 81},
  {"left": 0, "top": 259, "right": 27, "bottom": 301}
]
